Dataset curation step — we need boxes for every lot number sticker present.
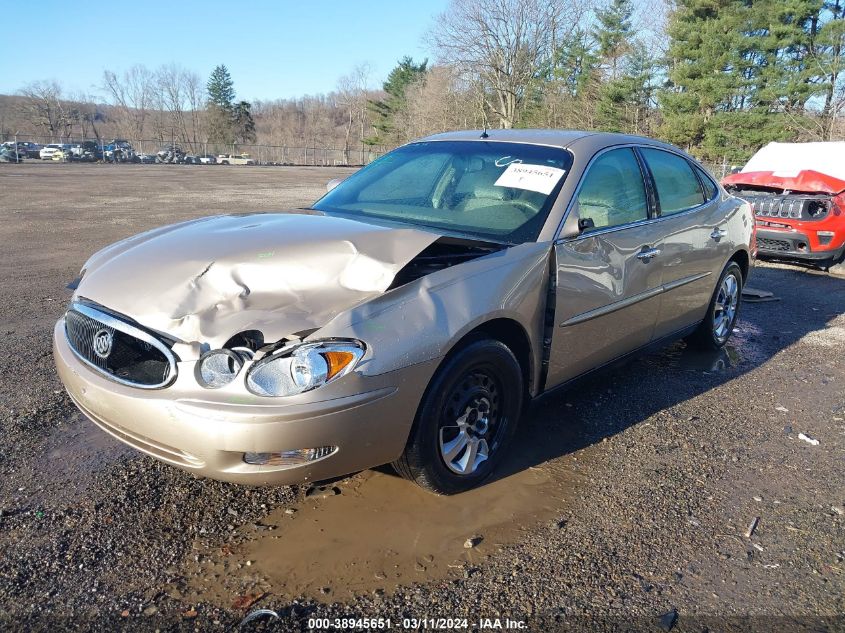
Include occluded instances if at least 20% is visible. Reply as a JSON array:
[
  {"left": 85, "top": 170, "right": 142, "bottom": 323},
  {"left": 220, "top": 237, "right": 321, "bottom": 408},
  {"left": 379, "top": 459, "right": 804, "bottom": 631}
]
[{"left": 494, "top": 163, "right": 566, "bottom": 195}]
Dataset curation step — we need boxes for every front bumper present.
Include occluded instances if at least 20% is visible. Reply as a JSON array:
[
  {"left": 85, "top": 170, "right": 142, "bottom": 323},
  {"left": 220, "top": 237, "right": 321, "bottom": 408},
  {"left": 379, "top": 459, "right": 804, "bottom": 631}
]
[
  {"left": 53, "top": 319, "right": 437, "bottom": 485},
  {"left": 755, "top": 227, "right": 845, "bottom": 265}
]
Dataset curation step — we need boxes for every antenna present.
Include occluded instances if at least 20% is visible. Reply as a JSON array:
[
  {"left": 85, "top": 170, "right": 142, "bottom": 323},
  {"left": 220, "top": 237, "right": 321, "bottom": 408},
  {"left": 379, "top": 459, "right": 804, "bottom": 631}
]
[{"left": 480, "top": 127, "right": 489, "bottom": 139}]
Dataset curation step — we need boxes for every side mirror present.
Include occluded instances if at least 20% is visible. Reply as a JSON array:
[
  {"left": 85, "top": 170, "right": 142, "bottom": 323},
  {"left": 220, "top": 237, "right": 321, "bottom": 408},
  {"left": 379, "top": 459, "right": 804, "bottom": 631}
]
[
  {"left": 578, "top": 217, "right": 595, "bottom": 232},
  {"left": 559, "top": 200, "right": 591, "bottom": 240},
  {"left": 326, "top": 177, "right": 345, "bottom": 192}
]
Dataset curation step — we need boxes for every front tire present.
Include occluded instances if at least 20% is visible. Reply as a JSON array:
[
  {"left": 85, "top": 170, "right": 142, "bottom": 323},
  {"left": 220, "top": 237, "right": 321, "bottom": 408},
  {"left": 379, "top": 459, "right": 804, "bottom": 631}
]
[
  {"left": 688, "top": 261, "right": 743, "bottom": 350},
  {"left": 392, "top": 338, "right": 523, "bottom": 494}
]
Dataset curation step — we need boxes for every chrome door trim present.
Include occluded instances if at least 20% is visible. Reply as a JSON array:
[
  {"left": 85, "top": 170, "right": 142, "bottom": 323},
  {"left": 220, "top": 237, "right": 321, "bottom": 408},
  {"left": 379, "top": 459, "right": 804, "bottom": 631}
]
[
  {"left": 662, "top": 271, "right": 712, "bottom": 292},
  {"left": 559, "top": 270, "right": 712, "bottom": 327},
  {"left": 560, "top": 286, "right": 664, "bottom": 327}
]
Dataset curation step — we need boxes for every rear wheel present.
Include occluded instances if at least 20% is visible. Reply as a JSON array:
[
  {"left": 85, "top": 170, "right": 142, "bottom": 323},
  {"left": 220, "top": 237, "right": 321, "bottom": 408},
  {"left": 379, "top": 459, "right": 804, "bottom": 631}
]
[
  {"left": 392, "top": 338, "right": 523, "bottom": 494},
  {"left": 688, "top": 261, "right": 743, "bottom": 350}
]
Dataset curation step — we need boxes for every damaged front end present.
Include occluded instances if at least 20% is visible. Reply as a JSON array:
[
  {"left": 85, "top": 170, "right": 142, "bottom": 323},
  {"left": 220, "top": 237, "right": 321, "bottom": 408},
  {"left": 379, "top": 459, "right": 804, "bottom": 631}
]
[
  {"left": 53, "top": 208, "right": 545, "bottom": 485},
  {"left": 62, "top": 212, "right": 506, "bottom": 391},
  {"left": 723, "top": 143, "right": 845, "bottom": 269},
  {"left": 724, "top": 182, "right": 845, "bottom": 269}
]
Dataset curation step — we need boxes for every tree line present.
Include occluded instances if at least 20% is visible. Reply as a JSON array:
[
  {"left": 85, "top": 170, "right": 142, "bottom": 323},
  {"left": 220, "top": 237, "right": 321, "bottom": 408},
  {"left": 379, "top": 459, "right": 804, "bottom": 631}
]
[{"left": 1, "top": 0, "right": 843, "bottom": 164}]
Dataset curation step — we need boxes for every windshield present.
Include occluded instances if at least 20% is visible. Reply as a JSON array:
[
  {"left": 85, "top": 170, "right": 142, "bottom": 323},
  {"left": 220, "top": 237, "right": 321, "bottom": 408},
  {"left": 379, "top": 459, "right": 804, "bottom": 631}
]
[{"left": 313, "top": 141, "right": 573, "bottom": 243}]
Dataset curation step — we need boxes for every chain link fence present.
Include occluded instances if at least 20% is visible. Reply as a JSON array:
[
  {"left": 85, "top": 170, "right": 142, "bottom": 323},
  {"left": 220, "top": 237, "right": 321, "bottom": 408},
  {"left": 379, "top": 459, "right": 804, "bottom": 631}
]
[
  {"left": 1, "top": 133, "right": 390, "bottom": 166},
  {"left": 696, "top": 158, "right": 748, "bottom": 180}
]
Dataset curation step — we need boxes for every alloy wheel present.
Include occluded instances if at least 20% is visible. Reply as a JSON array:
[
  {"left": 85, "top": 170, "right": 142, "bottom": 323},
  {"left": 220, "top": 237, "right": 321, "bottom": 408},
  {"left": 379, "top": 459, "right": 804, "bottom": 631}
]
[{"left": 713, "top": 272, "right": 739, "bottom": 341}]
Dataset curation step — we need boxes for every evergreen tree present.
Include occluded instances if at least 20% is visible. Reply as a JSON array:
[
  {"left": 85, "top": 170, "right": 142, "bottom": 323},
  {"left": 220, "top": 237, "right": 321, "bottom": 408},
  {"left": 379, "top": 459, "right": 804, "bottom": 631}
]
[
  {"left": 658, "top": 0, "right": 839, "bottom": 159},
  {"left": 593, "top": 0, "right": 634, "bottom": 79},
  {"left": 554, "top": 28, "right": 600, "bottom": 97},
  {"left": 232, "top": 101, "right": 256, "bottom": 143},
  {"left": 595, "top": 41, "right": 658, "bottom": 133},
  {"left": 207, "top": 64, "right": 236, "bottom": 110},
  {"left": 368, "top": 56, "right": 428, "bottom": 144},
  {"left": 588, "top": 0, "right": 655, "bottom": 134},
  {"left": 205, "top": 65, "right": 256, "bottom": 146}
]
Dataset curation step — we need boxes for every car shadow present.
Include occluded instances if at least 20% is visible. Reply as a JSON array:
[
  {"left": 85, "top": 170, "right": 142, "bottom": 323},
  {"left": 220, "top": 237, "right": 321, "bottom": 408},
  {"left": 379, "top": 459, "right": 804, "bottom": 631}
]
[{"left": 480, "top": 264, "right": 845, "bottom": 484}]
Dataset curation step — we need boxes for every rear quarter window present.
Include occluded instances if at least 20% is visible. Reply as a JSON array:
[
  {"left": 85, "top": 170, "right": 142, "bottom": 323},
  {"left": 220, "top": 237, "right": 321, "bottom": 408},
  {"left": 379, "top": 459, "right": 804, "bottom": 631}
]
[
  {"left": 693, "top": 164, "right": 718, "bottom": 200},
  {"left": 641, "top": 148, "right": 705, "bottom": 214}
]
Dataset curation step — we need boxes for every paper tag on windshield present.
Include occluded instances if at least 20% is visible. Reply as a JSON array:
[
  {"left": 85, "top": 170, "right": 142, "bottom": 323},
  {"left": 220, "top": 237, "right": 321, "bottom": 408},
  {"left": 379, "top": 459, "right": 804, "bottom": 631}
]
[{"left": 494, "top": 163, "right": 566, "bottom": 195}]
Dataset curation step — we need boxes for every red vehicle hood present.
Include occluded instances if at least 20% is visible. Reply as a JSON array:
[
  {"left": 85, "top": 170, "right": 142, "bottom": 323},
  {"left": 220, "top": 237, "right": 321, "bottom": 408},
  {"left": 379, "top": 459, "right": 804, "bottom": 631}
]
[{"left": 722, "top": 170, "right": 845, "bottom": 195}]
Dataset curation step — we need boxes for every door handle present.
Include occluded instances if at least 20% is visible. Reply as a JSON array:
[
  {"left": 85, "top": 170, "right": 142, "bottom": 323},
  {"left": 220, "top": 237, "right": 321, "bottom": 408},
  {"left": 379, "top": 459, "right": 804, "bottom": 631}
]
[
  {"left": 710, "top": 228, "right": 727, "bottom": 241},
  {"left": 636, "top": 247, "right": 661, "bottom": 262}
]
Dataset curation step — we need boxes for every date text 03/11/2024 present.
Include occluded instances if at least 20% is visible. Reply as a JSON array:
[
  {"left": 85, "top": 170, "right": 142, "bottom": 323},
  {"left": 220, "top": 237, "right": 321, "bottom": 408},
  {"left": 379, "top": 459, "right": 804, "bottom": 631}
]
[{"left": 306, "top": 617, "right": 527, "bottom": 629}]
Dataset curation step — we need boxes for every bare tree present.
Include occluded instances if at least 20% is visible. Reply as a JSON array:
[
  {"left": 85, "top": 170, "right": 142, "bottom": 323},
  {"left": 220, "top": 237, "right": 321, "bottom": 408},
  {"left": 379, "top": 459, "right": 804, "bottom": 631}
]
[
  {"left": 18, "top": 81, "right": 70, "bottom": 140},
  {"left": 102, "top": 65, "right": 154, "bottom": 141},
  {"left": 431, "top": 0, "right": 590, "bottom": 128},
  {"left": 402, "top": 66, "right": 483, "bottom": 140},
  {"left": 335, "top": 63, "right": 373, "bottom": 163}
]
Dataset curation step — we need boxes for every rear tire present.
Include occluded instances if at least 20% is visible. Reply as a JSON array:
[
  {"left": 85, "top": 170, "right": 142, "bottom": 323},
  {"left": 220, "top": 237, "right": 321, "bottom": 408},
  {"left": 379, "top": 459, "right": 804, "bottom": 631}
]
[
  {"left": 687, "top": 261, "right": 743, "bottom": 350},
  {"left": 392, "top": 338, "right": 523, "bottom": 495}
]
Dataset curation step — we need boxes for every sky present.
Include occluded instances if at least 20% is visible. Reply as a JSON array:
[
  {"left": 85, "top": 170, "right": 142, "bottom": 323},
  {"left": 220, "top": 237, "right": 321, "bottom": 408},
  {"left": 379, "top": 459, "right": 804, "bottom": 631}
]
[{"left": 0, "top": 1, "right": 449, "bottom": 101}]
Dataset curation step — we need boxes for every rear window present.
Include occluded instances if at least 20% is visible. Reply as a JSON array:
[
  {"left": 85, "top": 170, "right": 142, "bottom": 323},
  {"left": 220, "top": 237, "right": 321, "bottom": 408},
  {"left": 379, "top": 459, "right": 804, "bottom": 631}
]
[{"left": 641, "top": 148, "right": 705, "bottom": 214}]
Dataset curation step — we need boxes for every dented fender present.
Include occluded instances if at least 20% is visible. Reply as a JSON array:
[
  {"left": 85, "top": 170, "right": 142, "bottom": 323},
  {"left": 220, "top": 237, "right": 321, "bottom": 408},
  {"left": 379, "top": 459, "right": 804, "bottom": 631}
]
[{"left": 312, "top": 242, "right": 553, "bottom": 396}]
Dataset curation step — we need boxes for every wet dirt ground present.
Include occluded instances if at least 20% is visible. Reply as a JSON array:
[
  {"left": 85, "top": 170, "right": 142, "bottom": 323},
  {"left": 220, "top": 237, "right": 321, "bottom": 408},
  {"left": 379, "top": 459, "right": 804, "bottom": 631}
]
[{"left": 1, "top": 163, "right": 843, "bottom": 631}]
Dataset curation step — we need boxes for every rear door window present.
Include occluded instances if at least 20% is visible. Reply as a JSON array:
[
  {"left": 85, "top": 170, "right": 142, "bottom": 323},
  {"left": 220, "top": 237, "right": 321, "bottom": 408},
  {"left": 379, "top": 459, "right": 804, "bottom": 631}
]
[{"left": 641, "top": 148, "right": 705, "bottom": 214}]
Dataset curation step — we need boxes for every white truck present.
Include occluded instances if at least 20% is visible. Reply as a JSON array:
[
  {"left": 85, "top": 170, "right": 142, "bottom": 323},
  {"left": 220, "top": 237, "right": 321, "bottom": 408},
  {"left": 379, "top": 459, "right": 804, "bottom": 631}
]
[{"left": 217, "top": 154, "right": 255, "bottom": 165}]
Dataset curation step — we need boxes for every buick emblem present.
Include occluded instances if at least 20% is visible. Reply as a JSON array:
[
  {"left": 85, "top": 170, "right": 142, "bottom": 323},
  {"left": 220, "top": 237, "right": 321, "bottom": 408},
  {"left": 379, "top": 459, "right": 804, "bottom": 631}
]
[{"left": 92, "top": 329, "right": 113, "bottom": 359}]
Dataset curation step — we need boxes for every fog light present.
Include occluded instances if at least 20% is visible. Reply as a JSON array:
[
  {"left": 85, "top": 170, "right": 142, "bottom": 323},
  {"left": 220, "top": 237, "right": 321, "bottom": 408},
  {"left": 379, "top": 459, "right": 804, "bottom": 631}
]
[
  {"left": 243, "top": 446, "right": 337, "bottom": 467},
  {"left": 818, "top": 231, "right": 834, "bottom": 245},
  {"left": 196, "top": 349, "right": 244, "bottom": 388}
]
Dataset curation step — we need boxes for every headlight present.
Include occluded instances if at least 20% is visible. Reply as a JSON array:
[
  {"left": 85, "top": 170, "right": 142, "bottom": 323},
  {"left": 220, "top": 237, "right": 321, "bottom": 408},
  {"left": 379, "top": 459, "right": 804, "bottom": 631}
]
[
  {"left": 246, "top": 340, "right": 365, "bottom": 397},
  {"left": 195, "top": 349, "right": 246, "bottom": 388}
]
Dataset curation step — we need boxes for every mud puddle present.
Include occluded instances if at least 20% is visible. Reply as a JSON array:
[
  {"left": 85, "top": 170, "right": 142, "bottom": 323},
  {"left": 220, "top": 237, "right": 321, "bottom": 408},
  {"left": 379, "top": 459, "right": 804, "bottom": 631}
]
[
  {"left": 642, "top": 322, "right": 767, "bottom": 374},
  {"left": 5, "top": 412, "right": 134, "bottom": 506},
  {"left": 183, "top": 461, "right": 577, "bottom": 604}
]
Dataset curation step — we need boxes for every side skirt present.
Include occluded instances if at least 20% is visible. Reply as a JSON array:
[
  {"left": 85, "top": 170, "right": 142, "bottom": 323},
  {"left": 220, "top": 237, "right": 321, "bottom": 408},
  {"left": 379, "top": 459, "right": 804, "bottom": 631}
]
[{"left": 532, "top": 323, "right": 699, "bottom": 405}]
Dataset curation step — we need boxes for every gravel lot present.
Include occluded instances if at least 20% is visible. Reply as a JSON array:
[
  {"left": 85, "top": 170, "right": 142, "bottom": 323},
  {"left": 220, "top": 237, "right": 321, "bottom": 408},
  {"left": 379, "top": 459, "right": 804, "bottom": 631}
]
[{"left": 1, "top": 163, "right": 843, "bottom": 632}]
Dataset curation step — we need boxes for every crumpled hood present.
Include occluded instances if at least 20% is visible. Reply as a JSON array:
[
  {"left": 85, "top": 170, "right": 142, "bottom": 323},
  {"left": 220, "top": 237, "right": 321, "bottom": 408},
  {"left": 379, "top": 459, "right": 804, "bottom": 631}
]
[
  {"left": 75, "top": 211, "right": 440, "bottom": 347},
  {"left": 722, "top": 170, "right": 845, "bottom": 195}
]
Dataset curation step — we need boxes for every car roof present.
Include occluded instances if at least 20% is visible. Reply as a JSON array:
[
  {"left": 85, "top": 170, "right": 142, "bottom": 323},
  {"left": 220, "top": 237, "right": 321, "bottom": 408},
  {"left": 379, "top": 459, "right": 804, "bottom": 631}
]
[{"left": 416, "top": 129, "right": 685, "bottom": 155}]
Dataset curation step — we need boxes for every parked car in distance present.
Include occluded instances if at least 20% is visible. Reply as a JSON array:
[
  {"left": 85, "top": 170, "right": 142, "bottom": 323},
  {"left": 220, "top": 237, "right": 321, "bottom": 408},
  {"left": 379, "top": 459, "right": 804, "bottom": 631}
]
[
  {"left": 2, "top": 141, "right": 31, "bottom": 160},
  {"left": 0, "top": 145, "right": 25, "bottom": 162},
  {"left": 156, "top": 145, "right": 186, "bottom": 164},
  {"left": 722, "top": 142, "right": 845, "bottom": 269},
  {"left": 70, "top": 141, "right": 102, "bottom": 162},
  {"left": 198, "top": 154, "right": 217, "bottom": 165},
  {"left": 24, "top": 142, "right": 42, "bottom": 158},
  {"left": 51, "top": 145, "right": 76, "bottom": 161},
  {"left": 54, "top": 130, "right": 753, "bottom": 494},
  {"left": 40, "top": 144, "right": 64, "bottom": 160},
  {"left": 135, "top": 153, "right": 156, "bottom": 164},
  {"left": 103, "top": 139, "right": 136, "bottom": 163},
  {"left": 217, "top": 153, "right": 255, "bottom": 165}
]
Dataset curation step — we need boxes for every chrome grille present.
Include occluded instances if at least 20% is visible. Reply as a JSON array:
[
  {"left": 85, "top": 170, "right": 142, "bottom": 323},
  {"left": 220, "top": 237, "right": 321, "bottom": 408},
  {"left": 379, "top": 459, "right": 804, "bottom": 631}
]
[
  {"left": 64, "top": 303, "right": 177, "bottom": 388},
  {"left": 747, "top": 195, "right": 829, "bottom": 221}
]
